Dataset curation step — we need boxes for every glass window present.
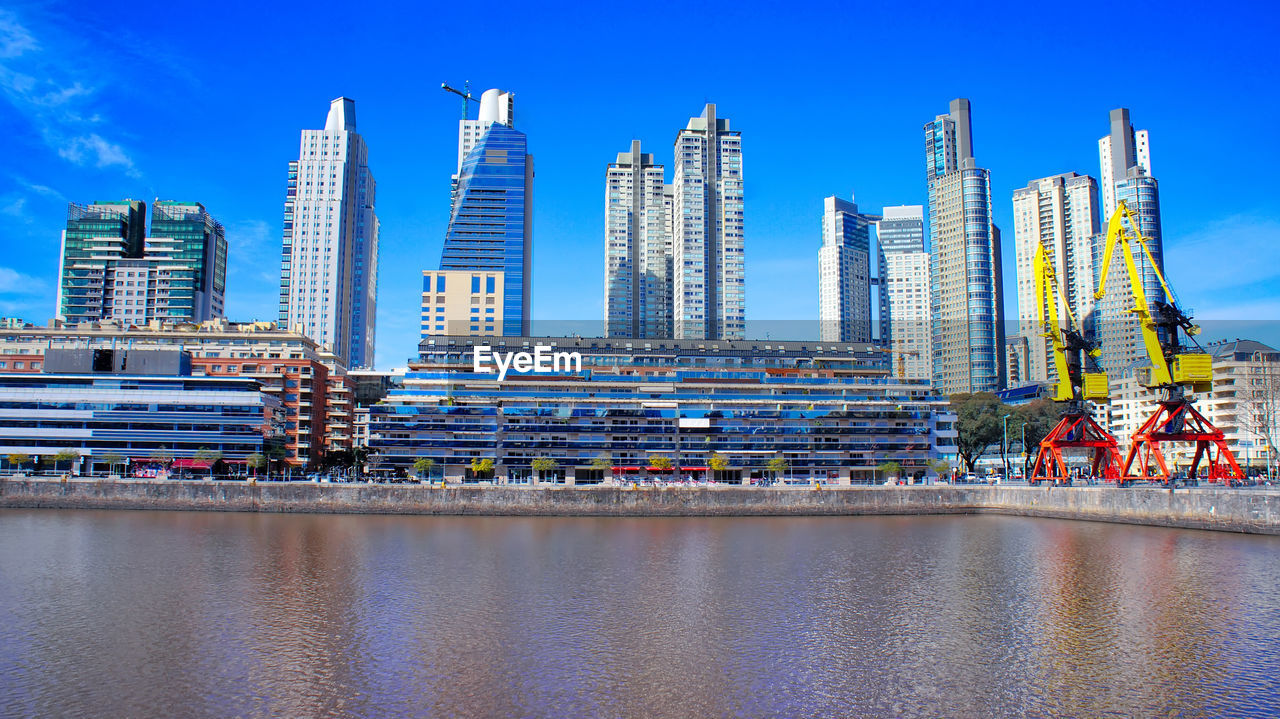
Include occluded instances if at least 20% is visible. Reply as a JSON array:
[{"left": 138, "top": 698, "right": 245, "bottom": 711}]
[
  {"left": 471, "top": 276, "right": 481, "bottom": 293},
  {"left": 486, "top": 276, "right": 495, "bottom": 293}
]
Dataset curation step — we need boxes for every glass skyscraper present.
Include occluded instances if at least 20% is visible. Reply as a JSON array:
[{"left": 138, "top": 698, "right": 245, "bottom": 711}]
[
  {"left": 925, "top": 99, "right": 1004, "bottom": 394},
  {"left": 436, "top": 89, "right": 532, "bottom": 337}
]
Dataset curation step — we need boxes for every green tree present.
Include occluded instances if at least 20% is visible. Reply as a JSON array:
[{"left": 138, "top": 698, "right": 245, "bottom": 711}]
[
  {"left": 194, "top": 448, "right": 222, "bottom": 479},
  {"left": 950, "top": 393, "right": 1009, "bottom": 474},
  {"left": 532, "top": 456, "right": 559, "bottom": 481},
  {"left": 470, "top": 458, "right": 495, "bottom": 478},
  {"left": 1014, "top": 399, "right": 1062, "bottom": 455},
  {"left": 101, "top": 452, "right": 125, "bottom": 477},
  {"left": 7, "top": 453, "right": 30, "bottom": 472},
  {"left": 766, "top": 457, "right": 790, "bottom": 477},
  {"left": 53, "top": 449, "right": 79, "bottom": 474},
  {"left": 246, "top": 453, "right": 266, "bottom": 477},
  {"left": 877, "top": 461, "right": 903, "bottom": 480},
  {"left": 648, "top": 455, "right": 673, "bottom": 471},
  {"left": 708, "top": 453, "right": 730, "bottom": 472},
  {"left": 930, "top": 459, "right": 953, "bottom": 479},
  {"left": 412, "top": 457, "right": 435, "bottom": 481}
]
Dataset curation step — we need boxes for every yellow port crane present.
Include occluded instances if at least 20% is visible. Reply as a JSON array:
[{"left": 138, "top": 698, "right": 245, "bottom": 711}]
[
  {"left": 1027, "top": 243, "right": 1123, "bottom": 485},
  {"left": 1093, "top": 201, "right": 1243, "bottom": 485}
]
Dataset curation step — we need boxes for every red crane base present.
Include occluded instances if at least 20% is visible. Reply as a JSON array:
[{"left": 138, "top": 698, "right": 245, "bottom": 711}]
[
  {"left": 1121, "top": 400, "right": 1244, "bottom": 485},
  {"left": 1030, "top": 413, "right": 1123, "bottom": 485}
]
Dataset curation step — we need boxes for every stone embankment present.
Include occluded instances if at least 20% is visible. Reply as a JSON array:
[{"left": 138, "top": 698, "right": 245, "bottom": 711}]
[{"left": 1, "top": 478, "right": 1277, "bottom": 535}]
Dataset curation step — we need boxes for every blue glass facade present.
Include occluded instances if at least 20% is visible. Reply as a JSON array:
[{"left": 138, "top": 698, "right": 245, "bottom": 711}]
[{"left": 440, "top": 125, "right": 532, "bottom": 336}]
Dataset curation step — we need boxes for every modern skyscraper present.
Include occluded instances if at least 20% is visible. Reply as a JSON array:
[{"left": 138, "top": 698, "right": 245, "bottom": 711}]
[
  {"left": 280, "top": 97, "right": 379, "bottom": 369},
  {"left": 1011, "top": 172, "right": 1101, "bottom": 383},
  {"left": 1093, "top": 108, "right": 1163, "bottom": 376},
  {"left": 818, "top": 195, "right": 879, "bottom": 343},
  {"left": 925, "top": 98, "right": 1004, "bottom": 393},
  {"left": 672, "top": 104, "right": 744, "bottom": 340},
  {"left": 605, "top": 140, "right": 671, "bottom": 338},
  {"left": 878, "top": 205, "right": 931, "bottom": 381},
  {"left": 56, "top": 199, "right": 226, "bottom": 325},
  {"left": 438, "top": 88, "right": 532, "bottom": 336}
]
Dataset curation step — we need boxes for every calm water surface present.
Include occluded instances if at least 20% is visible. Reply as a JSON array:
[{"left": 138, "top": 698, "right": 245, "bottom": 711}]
[{"left": 0, "top": 510, "right": 1277, "bottom": 718}]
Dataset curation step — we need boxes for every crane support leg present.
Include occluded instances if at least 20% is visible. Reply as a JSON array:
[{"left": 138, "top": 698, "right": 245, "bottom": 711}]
[
  {"left": 1030, "top": 413, "right": 1123, "bottom": 485},
  {"left": 1122, "top": 401, "right": 1245, "bottom": 485}
]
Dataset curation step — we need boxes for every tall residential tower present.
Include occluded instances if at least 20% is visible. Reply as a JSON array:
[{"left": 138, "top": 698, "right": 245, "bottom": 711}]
[
  {"left": 672, "top": 104, "right": 744, "bottom": 340},
  {"left": 817, "top": 195, "right": 879, "bottom": 343},
  {"left": 1011, "top": 172, "right": 1101, "bottom": 383},
  {"left": 925, "top": 98, "right": 1004, "bottom": 393},
  {"left": 280, "top": 97, "right": 380, "bottom": 368},
  {"left": 878, "top": 205, "right": 931, "bottom": 381},
  {"left": 605, "top": 140, "right": 671, "bottom": 338},
  {"left": 1093, "top": 108, "right": 1163, "bottom": 376}
]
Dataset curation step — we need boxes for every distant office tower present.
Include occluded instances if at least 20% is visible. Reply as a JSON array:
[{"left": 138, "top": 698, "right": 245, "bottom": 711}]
[
  {"left": 1012, "top": 172, "right": 1101, "bottom": 383},
  {"left": 280, "top": 97, "right": 380, "bottom": 369},
  {"left": 878, "top": 205, "right": 931, "bottom": 381},
  {"left": 818, "top": 195, "right": 879, "bottom": 343},
  {"left": 672, "top": 104, "right": 744, "bottom": 340},
  {"left": 925, "top": 98, "right": 1004, "bottom": 393},
  {"left": 438, "top": 88, "right": 532, "bottom": 336},
  {"left": 1093, "top": 108, "right": 1163, "bottom": 377},
  {"left": 605, "top": 140, "right": 671, "bottom": 338},
  {"left": 57, "top": 199, "right": 227, "bottom": 325}
]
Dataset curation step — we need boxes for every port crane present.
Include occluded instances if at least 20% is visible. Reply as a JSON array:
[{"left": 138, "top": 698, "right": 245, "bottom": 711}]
[
  {"left": 1094, "top": 201, "right": 1244, "bottom": 485},
  {"left": 1028, "top": 243, "right": 1124, "bottom": 485}
]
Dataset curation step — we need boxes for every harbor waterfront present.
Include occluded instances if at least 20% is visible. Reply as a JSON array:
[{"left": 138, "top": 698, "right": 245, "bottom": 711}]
[
  {"left": 1, "top": 509, "right": 1277, "bottom": 717},
  {"left": 3, "top": 478, "right": 1278, "bottom": 534}
]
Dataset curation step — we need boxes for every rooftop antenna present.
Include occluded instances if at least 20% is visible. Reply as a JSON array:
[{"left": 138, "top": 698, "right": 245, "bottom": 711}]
[{"left": 441, "top": 81, "right": 476, "bottom": 120}]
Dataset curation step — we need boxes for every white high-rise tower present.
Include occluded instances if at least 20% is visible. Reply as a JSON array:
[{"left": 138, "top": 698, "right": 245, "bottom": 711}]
[
  {"left": 280, "top": 97, "right": 379, "bottom": 368},
  {"left": 605, "top": 140, "right": 671, "bottom": 338},
  {"left": 672, "top": 104, "right": 744, "bottom": 340}
]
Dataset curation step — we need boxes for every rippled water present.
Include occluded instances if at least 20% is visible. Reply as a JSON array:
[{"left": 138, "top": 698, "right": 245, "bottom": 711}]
[{"left": 0, "top": 510, "right": 1277, "bottom": 718}]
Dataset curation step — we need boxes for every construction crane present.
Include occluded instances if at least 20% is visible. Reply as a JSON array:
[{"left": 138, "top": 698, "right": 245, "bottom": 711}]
[
  {"left": 1028, "top": 242, "right": 1124, "bottom": 485},
  {"left": 441, "top": 81, "right": 476, "bottom": 120},
  {"left": 874, "top": 347, "right": 920, "bottom": 379},
  {"left": 1093, "top": 201, "right": 1244, "bottom": 485}
]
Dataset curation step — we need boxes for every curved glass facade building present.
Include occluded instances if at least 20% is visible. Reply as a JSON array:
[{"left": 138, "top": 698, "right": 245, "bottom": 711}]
[{"left": 439, "top": 124, "right": 533, "bottom": 336}]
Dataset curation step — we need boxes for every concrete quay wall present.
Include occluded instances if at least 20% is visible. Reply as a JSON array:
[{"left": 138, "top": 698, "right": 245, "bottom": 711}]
[{"left": 1, "top": 479, "right": 1278, "bottom": 535}]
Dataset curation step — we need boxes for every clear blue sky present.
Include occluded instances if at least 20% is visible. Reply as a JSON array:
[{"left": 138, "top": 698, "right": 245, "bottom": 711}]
[{"left": 1, "top": 1, "right": 1277, "bottom": 369}]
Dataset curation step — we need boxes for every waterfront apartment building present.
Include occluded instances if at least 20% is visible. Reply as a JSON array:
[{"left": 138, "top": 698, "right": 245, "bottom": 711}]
[
  {"left": 57, "top": 200, "right": 227, "bottom": 325},
  {"left": 437, "top": 88, "right": 533, "bottom": 336},
  {"left": 672, "top": 104, "right": 745, "bottom": 340},
  {"left": 878, "top": 205, "right": 930, "bottom": 381},
  {"left": 1094, "top": 108, "right": 1163, "bottom": 377},
  {"left": 925, "top": 99, "right": 1004, "bottom": 393},
  {"left": 280, "top": 97, "right": 380, "bottom": 369},
  {"left": 368, "top": 335, "right": 957, "bottom": 483},
  {"left": 0, "top": 318, "right": 351, "bottom": 466},
  {"left": 605, "top": 140, "right": 672, "bottom": 339},
  {"left": 420, "top": 269, "right": 505, "bottom": 338},
  {"left": 1011, "top": 173, "right": 1101, "bottom": 384},
  {"left": 0, "top": 348, "right": 282, "bottom": 476}
]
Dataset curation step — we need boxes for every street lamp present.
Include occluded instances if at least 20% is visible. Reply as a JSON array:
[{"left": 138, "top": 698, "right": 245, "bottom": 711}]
[
  {"left": 1021, "top": 422, "right": 1028, "bottom": 480},
  {"left": 1001, "top": 414, "right": 1012, "bottom": 482}
]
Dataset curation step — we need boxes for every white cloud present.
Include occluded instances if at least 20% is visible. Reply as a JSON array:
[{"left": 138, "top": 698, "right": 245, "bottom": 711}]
[
  {"left": 0, "top": 266, "right": 46, "bottom": 294},
  {"left": 0, "top": 11, "right": 139, "bottom": 178},
  {"left": 0, "top": 195, "right": 25, "bottom": 218},
  {"left": 0, "top": 10, "right": 38, "bottom": 58},
  {"left": 57, "top": 133, "right": 136, "bottom": 174}
]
